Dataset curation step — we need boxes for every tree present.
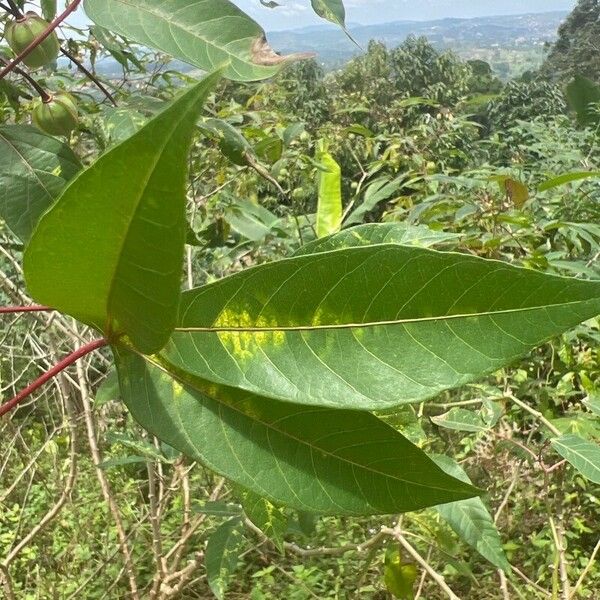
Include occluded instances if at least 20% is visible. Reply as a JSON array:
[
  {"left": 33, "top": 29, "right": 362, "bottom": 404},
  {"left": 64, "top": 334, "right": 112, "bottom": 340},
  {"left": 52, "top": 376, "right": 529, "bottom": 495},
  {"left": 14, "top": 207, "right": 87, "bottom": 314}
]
[{"left": 542, "top": 0, "right": 600, "bottom": 82}]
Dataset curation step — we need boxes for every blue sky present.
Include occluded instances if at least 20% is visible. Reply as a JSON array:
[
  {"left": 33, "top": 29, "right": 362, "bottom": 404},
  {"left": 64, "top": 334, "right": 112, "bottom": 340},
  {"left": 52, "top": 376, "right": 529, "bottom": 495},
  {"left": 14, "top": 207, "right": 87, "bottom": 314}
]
[
  {"left": 64, "top": 0, "right": 576, "bottom": 32},
  {"left": 233, "top": 0, "right": 576, "bottom": 30}
]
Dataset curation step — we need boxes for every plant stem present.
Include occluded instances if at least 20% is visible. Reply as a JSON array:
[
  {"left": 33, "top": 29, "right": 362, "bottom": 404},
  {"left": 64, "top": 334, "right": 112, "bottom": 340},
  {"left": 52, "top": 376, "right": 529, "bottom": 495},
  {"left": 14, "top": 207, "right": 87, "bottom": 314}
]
[
  {"left": 0, "top": 0, "right": 82, "bottom": 80},
  {"left": 0, "top": 56, "right": 51, "bottom": 101},
  {"left": 60, "top": 47, "right": 118, "bottom": 106},
  {"left": 381, "top": 525, "right": 461, "bottom": 600},
  {"left": 507, "top": 393, "right": 562, "bottom": 437},
  {"left": 4, "top": 0, "right": 21, "bottom": 17},
  {"left": 0, "top": 337, "right": 107, "bottom": 418},
  {"left": 0, "top": 2, "right": 19, "bottom": 18},
  {"left": 570, "top": 537, "right": 600, "bottom": 598},
  {"left": 0, "top": 305, "right": 53, "bottom": 314}
]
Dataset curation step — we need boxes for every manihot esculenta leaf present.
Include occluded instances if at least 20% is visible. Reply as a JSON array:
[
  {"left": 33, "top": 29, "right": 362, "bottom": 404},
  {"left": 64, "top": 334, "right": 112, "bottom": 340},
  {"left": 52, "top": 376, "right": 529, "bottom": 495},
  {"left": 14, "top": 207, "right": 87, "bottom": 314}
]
[
  {"left": 24, "top": 73, "right": 221, "bottom": 355},
  {"left": 0, "top": 125, "right": 81, "bottom": 242},
  {"left": 114, "top": 348, "right": 479, "bottom": 515},
  {"left": 162, "top": 241, "right": 600, "bottom": 411},
  {"left": 83, "top": 0, "right": 309, "bottom": 82}
]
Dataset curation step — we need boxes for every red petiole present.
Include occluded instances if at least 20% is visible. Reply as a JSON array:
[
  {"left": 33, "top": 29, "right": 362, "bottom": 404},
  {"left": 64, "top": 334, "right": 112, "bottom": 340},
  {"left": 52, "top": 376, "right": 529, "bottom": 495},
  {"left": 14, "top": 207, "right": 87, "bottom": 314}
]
[{"left": 0, "top": 337, "right": 108, "bottom": 417}]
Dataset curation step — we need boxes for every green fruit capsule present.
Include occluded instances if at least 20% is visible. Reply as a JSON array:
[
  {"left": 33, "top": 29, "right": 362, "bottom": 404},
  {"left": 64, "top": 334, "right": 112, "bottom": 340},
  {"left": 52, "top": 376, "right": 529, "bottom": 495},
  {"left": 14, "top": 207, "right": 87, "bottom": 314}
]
[
  {"left": 33, "top": 93, "right": 79, "bottom": 137},
  {"left": 5, "top": 12, "right": 60, "bottom": 69}
]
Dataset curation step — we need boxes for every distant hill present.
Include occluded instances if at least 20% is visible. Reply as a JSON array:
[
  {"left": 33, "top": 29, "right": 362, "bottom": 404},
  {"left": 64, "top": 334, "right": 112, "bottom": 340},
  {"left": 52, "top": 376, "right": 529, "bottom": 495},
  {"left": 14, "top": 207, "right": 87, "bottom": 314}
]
[{"left": 267, "top": 11, "right": 569, "bottom": 76}]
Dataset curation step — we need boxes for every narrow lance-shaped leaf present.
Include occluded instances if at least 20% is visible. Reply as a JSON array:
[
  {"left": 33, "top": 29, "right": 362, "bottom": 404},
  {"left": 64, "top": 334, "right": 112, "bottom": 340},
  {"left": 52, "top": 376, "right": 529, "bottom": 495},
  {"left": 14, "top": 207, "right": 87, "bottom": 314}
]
[
  {"left": 114, "top": 348, "right": 479, "bottom": 515},
  {"left": 205, "top": 518, "right": 245, "bottom": 600},
  {"left": 163, "top": 238, "right": 600, "bottom": 410},
  {"left": 83, "top": 0, "right": 311, "bottom": 82},
  {"left": 552, "top": 434, "right": 600, "bottom": 484},
  {"left": 539, "top": 171, "right": 600, "bottom": 192},
  {"left": 24, "top": 72, "right": 221, "bottom": 354},
  {"left": 0, "top": 125, "right": 81, "bottom": 242},
  {"left": 316, "top": 141, "right": 342, "bottom": 238},
  {"left": 432, "top": 455, "right": 510, "bottom": 572}
]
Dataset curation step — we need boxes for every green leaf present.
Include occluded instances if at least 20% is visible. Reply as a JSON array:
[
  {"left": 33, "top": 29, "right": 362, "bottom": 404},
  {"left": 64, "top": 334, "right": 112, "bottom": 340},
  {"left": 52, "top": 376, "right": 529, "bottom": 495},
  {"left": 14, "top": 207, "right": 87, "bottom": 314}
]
[
  {"left": 384, "top": 548, "right": 418, "bottom": 600},
  {"left": 192, "top": 501, "right": 243, "bottom": 518},
  {"left": 24, "top": 73, "right": 221, "bottom": 355},
  {"left": 164, "top": 244, "right": 600, "bottom": 411},
  {"left": 201, "top": 118, "right": 253, "bottom": 167},
  {"left": 83, "top": 0, "right": 307, "bottom": 82},
  {"left": 294, "top": 223, "right": 460, "bottom": 256},
  {"left": 95, "top": 368, "right": 120, "bottom": 406},
  {"left": 552, "top": 434, "right": 600, "bottom": 484},
  {"left": 225, "top": 200, "right": 278, "bottom": 242},
  {"left": 316, "top": 142, "right": 342, "bottom": 238},
  {"left": 311, "top": 0, "right": 346, "bottom": 28},
  {"left": 539, "top": 171, "right": 600, "bottom": 192},
  {"left": 114, "top": 348, "right": 479, "bottom": 515},
  {"left": 41, "top": 0, "right": 57, "bottom": 20},
  {"left": 431, "top": 408, "right": 490, "bottom": 433},
  {"left": 100, "top": 106, "right": 148, "bottom": 146},
  {"left": 0, "top": 125, "right": 81, "bottom": 242},
  {"left": 584, "top": 396, "right": 600, "bottom": 417},
  {"left": 241, "top": 491, "right": 288, "bottom": 553},
  {"left": 566, "top": 75, "right": 600, "bottom": 127},
  {"left": 346, "top": 178, "right": 402, "bottom": 225},
  {"left": 205, "top": 518, "right": 245, "bottom": 600},
  {"left": 432, "top": 455, "right": 510, "bottom": 572}
]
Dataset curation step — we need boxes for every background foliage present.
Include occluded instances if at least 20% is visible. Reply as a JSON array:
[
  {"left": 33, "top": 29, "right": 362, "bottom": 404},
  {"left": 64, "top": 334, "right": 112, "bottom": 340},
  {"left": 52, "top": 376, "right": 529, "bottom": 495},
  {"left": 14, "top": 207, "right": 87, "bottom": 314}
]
[{"left": 1, "top": 1, "right": 600, "bottom": 598}]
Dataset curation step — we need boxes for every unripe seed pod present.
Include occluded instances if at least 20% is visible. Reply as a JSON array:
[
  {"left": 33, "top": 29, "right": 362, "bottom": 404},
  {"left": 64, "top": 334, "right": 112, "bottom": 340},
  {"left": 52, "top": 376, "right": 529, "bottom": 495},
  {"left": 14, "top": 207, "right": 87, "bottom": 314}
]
[
  {"left": 33, "top": 93, "right": 79, "bottom": 137},
  {"left": 5, "top": 12, "right": 60, "bottom": 69}
]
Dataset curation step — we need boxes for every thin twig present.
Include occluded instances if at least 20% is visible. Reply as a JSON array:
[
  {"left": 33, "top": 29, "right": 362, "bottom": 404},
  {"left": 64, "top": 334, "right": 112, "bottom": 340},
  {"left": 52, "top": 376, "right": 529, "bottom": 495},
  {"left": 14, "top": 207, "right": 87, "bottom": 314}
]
[
  {"left": 2, "top": 359, "right": 78, "bottom": 567},
  {"left": 0, "top": 305, "right": 53, "bottom": 314},
  {"left": 549, "top": 515, "right": 571, "bottom": 600},
  {"left": 381, "top": 526, "right": 461, "bottom": 600},
  {"left": 506, "top": 393, "right": 562, "bottom": 437},
  {"left": 570, "top": 537, "right": 600, "bottom": 598},
  {"left": 75, "top": 352, "right": 140, "bottom": 599},
  {"left": 0, "top": 0, "right": 82, "bottom": 80},
  {"left": 60, "top": 47, "right": 117, "bottom": 106},
  {"left": 0, "top": 338, "right": 107, "bottom": 418}
]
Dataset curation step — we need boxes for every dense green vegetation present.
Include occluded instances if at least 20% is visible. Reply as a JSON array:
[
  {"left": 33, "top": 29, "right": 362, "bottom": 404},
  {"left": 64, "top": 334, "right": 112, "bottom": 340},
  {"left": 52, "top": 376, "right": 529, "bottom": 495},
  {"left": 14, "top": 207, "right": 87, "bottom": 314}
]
[{"left": 1, "top": 1, "right": 599, "bottom": 599}]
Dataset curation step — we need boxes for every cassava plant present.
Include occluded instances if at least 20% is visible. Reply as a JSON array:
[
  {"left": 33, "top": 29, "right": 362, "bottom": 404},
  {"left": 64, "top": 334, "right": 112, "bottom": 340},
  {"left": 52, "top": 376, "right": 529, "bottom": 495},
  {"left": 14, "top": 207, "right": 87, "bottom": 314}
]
[{"left": 1, "top": 1, "right": 600, "bottom": 598}]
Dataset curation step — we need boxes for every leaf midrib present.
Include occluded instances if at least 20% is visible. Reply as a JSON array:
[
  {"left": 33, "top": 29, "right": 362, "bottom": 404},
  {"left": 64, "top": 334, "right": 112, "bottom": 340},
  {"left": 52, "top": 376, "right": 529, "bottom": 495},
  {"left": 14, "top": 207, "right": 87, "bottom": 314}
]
[
  {"left": 99, "top": 0, "right": 261, "bottom": 68},
  {"left": 104, "top": 92, "right": 197, "bottom": 328},
  {"left": 174, "top": 298, "right": 600, "bottom": 333},
  {"left": 136, "top": 351, "right": 476, "bottom": 498}
]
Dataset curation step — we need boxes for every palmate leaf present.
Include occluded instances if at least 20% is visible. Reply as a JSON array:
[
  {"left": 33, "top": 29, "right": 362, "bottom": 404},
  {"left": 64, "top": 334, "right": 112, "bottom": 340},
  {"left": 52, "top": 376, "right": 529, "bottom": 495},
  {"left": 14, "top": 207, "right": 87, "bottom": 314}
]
[
  {"left": 83, "top": 0, "right": 309, "bottom": 82},
  {"left": 24, "top": 73, "right": 221, "bottom": 354},
  {"left": 114, "top": 348, "right": 478, "bottom": 515},
  {"left": 162, "top": 242, "right": 600, "bottom": 411},
  {"left": 0, "top": 125, "right": 81, "bottom": 242}
]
